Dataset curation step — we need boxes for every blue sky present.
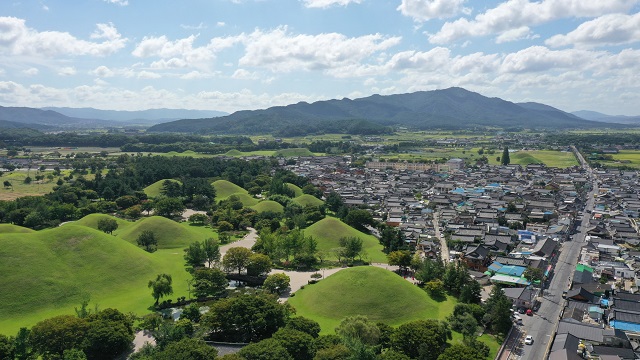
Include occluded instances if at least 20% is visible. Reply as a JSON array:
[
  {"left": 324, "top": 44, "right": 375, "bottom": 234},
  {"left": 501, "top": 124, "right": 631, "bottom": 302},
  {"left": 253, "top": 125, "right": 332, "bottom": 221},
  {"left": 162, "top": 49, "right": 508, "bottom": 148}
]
[{"left": 1, "top": 0, "right": 639, "bottom": 115}]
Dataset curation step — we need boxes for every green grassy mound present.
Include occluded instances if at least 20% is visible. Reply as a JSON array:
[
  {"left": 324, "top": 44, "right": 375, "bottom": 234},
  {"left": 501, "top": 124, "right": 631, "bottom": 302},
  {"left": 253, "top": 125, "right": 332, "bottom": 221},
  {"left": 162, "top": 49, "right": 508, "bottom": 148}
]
[
  {"left": 231, "top": 193, "right": 259, "bottom": 207},
  {"left": 288, "top": 266, "right": 448, "bottom": 333},
  {"left": 212, "top": 179, "right": 248, "bottom": 200},
  {"left": 275, "top": 148, "right": 314, "bottom": 157},
  {"left": 143, "top": 179, "right": 182, "bottom": 198},
  {"left": 511, "top": 152, "right": 542, "bottom": 165},
  {"left": 74, "top": 213, "right": 132, "bottom": 233},
  {"left": 293, "top": 194, "right": 324, "bottom": 207},
  {"left": 251, "top": 200, "right": 284, "bottom": 213},
  {"left": 0, "top": 225, "right": 190, "bottom": 333},
  {"left": 118, "top": 216, "right": 204, "bottom": 249},
  {"left": 224, "top": 149, "right": 243, "bottom": 156},
  {"left": 285, "top": 183, "right": 303, "bottom": 197},
  {"left": 0, "top": 224, "right": 35, "bottom": 234},
  {"left": 305, "top": 217, "right": 386, "bottom": 263}
]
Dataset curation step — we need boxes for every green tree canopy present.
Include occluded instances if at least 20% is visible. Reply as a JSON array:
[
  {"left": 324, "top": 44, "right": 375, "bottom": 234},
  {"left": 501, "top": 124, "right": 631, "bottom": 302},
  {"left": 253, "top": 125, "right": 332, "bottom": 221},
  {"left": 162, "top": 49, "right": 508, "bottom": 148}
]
[
  {"left": 222, "top": 247, "right": 253, "bottom": 275},
  {"left": 148, "top": 273, "right": 173, "bottom": 305}
]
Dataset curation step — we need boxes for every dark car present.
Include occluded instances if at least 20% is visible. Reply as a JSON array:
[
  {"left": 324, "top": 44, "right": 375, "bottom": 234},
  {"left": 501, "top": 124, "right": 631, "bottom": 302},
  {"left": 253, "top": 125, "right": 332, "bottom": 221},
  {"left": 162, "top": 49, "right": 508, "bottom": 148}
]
[{"left": 517, "top": 307, "right": 526, "bottom": 314}]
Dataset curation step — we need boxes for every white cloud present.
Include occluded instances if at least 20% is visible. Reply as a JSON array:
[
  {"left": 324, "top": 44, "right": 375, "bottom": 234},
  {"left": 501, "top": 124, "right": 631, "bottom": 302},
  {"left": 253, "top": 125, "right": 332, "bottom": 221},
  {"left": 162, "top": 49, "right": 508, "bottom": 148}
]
[
  {"left": 495, "top": 26, "right": 538, "bottom": 44},
  {"left": 238, "top": 26, "right": 401, "bottom": 72},
  {"left": 23, "top": 67, "right": 39, "bottom": 76},
  {"left": 103, "top": 0, "right": 128, "bottom": 6},
  {"left": 232, "top": 69, "right": 259, "bottom": 79},
  {"left": 216, "top": 22, "right": 226, "bottom": 27},
  {"left": 150, "top": 58, "right": 188, "bottom": 69},
  {"left": 92, "top": 65, "right": 115, "bottom": 78},
  {"left": 546, "top": 12, "right": 640, "bottom": 48},
  {"left": 180, "top": 22, "right": 207, "bottom": 30},
  {"left": 137, "top": 70, "right": 161, "bottom": 79},
  {"left": 180, "top": 71, "right": 215, "bottom": 79},
  {"left": 397, "top": 0, "right": 468, "bottom": 22},
  {"left": 0, "top": 17, "right": 127, "bottom": 57},
  {"left": 58, "top": 66, "right": 76, "bottom": 76},
  {"left": 302, "top": 0, "right": 363, "bottom": 9},
  {"left": 428, "top": 0, "right": 638, "bottom": 44},
  {"left": 500, "top": 46, "right": 596, "bottom": 73}
]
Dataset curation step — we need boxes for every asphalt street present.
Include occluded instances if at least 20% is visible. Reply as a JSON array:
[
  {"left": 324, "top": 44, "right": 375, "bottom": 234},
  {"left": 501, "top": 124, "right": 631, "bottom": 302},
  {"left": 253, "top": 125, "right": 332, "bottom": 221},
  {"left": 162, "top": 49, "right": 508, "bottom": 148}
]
[{"left": 517, "top": 147, "right": 597, "bottom": 360}]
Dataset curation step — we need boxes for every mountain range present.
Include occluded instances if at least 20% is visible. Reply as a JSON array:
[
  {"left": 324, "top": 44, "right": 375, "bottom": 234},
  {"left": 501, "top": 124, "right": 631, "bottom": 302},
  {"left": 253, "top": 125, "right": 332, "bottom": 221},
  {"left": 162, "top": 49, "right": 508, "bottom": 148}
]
[
  {"left": 0, "top": 88, "right": 637, "bottom": 134},
  {"left": 148, "top": 87, "right": 630, "bottom": 135}
]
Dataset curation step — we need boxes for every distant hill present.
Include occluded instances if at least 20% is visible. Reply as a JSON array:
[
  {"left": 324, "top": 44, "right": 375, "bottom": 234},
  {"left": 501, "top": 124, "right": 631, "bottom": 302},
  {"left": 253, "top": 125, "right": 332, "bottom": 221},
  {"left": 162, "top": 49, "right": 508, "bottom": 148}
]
[
  {"left": 571, "top": 110, "right": 640, "bottom": 124},
  {"left": 148, "top": 87, "right": 620, "bottom": 135},
  {"left": 0, "top": 106, "right": 115, "bottom": 128},
  {"left": 42, "top": 107, "right": 228, "bottom": 125}
]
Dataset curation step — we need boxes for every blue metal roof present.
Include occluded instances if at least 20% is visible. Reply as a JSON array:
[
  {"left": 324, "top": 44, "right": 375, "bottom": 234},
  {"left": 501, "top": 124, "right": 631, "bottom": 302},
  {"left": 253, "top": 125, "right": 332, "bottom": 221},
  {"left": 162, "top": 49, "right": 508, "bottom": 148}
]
[{"left": 611, "top": 320, "right": 640, "bottom": 332}]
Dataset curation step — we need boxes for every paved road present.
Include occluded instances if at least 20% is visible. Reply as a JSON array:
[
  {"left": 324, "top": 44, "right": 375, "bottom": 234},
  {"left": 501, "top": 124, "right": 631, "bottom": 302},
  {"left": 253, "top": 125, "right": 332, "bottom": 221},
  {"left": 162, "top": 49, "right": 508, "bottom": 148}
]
[
  {"left": 432, "top": 211, "right": 450, "bottom": 262},
  {"left": 518, "top": 146, "right": 597, "bottom": 360}
]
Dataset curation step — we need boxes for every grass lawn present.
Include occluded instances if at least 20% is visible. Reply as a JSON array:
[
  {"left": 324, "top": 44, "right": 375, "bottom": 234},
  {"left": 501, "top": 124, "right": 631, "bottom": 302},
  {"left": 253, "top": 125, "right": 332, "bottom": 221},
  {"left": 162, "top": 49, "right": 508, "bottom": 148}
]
[
  {"left": 305, "top": 217, "right": 387, "bottom": 263},
  {"left": 286, "top": 183, "right": 303, "bottom": 197},
  {"left": 288, "top": 266, "right": 455, "bottom": 334},
  {"left": 0, "top": 224, "right": 35, "bottom": 234},
  {"left": 115, "top": 216, "right": 210, "bottom": 249},
  {"left": 596, "top": 150, "right": 640, "bottom": 168},
  {"left": 293, "top": 194, "right": 324, "bottom": 207},
  {"left": 143, "top": 179, "right": 182, "bottom": 198},
  {"left": 0, "top": 171, "right": 59, "bottom": 201},
  {"left": 0, "top": 226, "right": 191, "bottom": 334}
]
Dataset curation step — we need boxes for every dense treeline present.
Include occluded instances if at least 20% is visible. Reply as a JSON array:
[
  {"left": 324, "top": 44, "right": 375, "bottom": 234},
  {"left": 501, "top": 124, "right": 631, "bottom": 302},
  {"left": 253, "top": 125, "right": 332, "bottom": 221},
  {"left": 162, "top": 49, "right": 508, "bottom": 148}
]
[{"left": 546, "top": 133, "right": 640, "bottom": 147}]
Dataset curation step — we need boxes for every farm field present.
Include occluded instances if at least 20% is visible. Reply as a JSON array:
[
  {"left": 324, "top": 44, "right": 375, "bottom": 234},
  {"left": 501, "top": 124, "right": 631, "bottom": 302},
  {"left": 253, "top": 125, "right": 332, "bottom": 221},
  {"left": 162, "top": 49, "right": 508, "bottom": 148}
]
[
  {"left": 488, "top": 150, "right": 579, "bottom": 168},
  {"left": 0, "top": 171, "right": 60, "bottom": 201},
  {"left": 595, "top": 150, "right": 640, "bottom": 168}
]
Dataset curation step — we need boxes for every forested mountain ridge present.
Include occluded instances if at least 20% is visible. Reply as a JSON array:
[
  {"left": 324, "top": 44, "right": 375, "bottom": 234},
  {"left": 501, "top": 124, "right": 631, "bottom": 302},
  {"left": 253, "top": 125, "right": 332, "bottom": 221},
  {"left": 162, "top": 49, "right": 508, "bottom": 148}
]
[{"left": 148, "top": 87, "right": 619, "bottom": 135}]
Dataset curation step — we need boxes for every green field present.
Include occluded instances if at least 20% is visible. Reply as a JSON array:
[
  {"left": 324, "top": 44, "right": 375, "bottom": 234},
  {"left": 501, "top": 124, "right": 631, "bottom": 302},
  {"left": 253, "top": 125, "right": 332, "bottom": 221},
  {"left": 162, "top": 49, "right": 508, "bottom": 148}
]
[
  {"left": 0, "top": 224, "right": 35, "bottom": 234},
  {"left": 305, "top": 217, "right": 386, "bottom": 263},
  {"left": 0, "top": 225, "right": 192, "bottom": 334},
  {"left": 288, "top": 266, "right": 455, "bottom": 333},
  {"left": 0, "top": 171, "right": 59, "bottom": 201},
  {"left": 250, "top": 200, "right": 284, "bottom": 213},
  {"left": 293, "top": 194, "right": 324, "bottom": 207},
  {"left": 143, "top": 179, "right": 182, "bottom": 197},
  {"left": 595, "top": 150, "right": 640, "bottom": 168}
]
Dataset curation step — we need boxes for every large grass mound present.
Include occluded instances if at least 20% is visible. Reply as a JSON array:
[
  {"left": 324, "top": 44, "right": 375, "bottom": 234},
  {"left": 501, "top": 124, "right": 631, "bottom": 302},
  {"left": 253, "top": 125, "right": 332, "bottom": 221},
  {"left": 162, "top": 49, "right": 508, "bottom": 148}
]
[
  {"left": 212, "top": 180, "right": 258, "bottom": 206},
  {"left": 0, "top": 224, "right": 35, "bottom": 234},
  {"left": 286, "top": 183, "right": 303, "bottom": 197},
  {"left": 293, "top": 194, "right": 324, "bottom": 207},
  {"left": 118, "top": 216, "right": 204, "bottom": 249},
  {"left": 74, "top": 213, "right": 132, "bottom": 233},
  {"left": 275, "top": 148, "right": 314, "bottom": 157},
  {"left": 305, "top": 217, "right": 386, "bottom": 263},
  {"left": 0, "top": 225, "right": 190, "bottom": 333},
  {"left": 288, "top": 266, "right": 450, "bottom": 333},
  {"left": 224, "top": 149, "right": 244, "bottom": 156},
  {"left": 251, "top": 200, "right": 284, "bottom": 213},
  {"left": 143, "top": 179, "right": 182, "bottom": 198}
]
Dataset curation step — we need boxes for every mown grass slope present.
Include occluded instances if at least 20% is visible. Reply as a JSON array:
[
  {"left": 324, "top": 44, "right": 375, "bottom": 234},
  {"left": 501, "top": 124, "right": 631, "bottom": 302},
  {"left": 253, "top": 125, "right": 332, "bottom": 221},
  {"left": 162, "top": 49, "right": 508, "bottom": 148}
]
[
  {"left": 0, "top": 225, "right": 190, "bottom": 333},
  {"left": 305, "top": 217, "right": 386, "bottom": 263},
  {"left": 117, "top": 216, "right": 205, "bottom": 249},
  {"left": 293, "top": 194, "right": 324, "bottom": 207},
  {"left": 288, "top": 266, "right": 451, "bottom": 333},
  {"left": 74, "top": 213, "right": 132, "bottom": 233},
  {"left": 285, "top": 183, "right": 303, "bottom": 197},
  {"left": 250, "top": 200, "right": 284, "bottom": 213},
  {"left": 143, "top": 179, "right": 182, "bottom": 198},
  {"left": 0, "top": 224, "right": 35, "bottom": 234}
]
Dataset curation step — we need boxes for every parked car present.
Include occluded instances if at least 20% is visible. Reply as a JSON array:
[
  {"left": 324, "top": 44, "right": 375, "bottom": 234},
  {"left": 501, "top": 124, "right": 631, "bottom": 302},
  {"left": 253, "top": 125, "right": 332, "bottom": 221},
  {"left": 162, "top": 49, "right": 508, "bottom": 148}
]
[
  {"left": 525, "top": 335, "right": 534, "bottom": 345},
  {"left": 518, "top": 307, "right": 526, "bottom": 314}
]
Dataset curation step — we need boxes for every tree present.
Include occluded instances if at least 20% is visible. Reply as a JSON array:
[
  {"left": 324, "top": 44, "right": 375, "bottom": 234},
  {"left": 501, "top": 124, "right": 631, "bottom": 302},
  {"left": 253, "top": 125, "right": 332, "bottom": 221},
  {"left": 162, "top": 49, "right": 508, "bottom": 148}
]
[
  {"left": 82, "top": 309, "right": 135, "bottom": 360},
  {"left": 286, "top": 317, "right": 321, "bottom": 338},
  {"left": 425, "top": 279, "right": 446, "bottom": 300},
  {"left": 97, "top": 218, "right": 118, "bottom": 235},
  {"left": 3, "top": 180, "right": 12, "bottom": 189},
  {"left": 459, "top": 279, "right": 482, "bottom": 304},
  {"left": 247, "top": 253, "right": 273, "bottom": 276},
  {"left": 344, "top": 209, "right": 375, "bottom": 232},
  {"left": 184, "top": 242, "right": 207, "bottom": 269},
  {"left": 155, "top": 338, "right": 218, "bottom": 360},
  {"left": 63, "top": 349, "right": 87, "bottom": 360},
  {"left": 188, "top": 213, "right": 208, "bottom": 225},
  {"left": 272, "top": 328, "right": 317, "bottom": 360},
  {"left": 238, "top": 338, "right": 293, "bottom": 360},
  {"left": 14, "top": 327, "right": 31, "bottom": 360},
  {"left": 325, "top": 192, "right": 344, "bottom": 213},
  {"left": 202, "top": 293, "right": 291, "bottom": 342},
  {"left": 148, "top": 274, "right": 173, "bottom": 305},
  {"left": 387, "top": 250, "right": 412, "bottom": 272},
  {"left": 28, "top": 315, "right": 89, "bottom": 359},
  {"left": 203, "top": 238, "right": 221, "bottom": 267},
  {"left": 222, "top": 247, "right": 253, "bottom": 274},
  {"left": 415, "top": 257, "right": 445, "bottom": 284},
  {"left": 437, "top": 342, "right": 489, "bottom": 360},
  {"left": 137, "top": 230, "right": 158, "bottom": 252},
  {"left": 263, "top": 273, "right": 290, "bottom": 294},
  {"left": 335, "top": 315, "right": 380, "bottom": 346},
  {"left": 154, "top": 197, "right": 185, "bottom": 218},
  {"left": 339, "top": 236, "right": 364, "bottom": 263},
  {"left": 0, "top": 334, "right": 15, "bottom": 360},
  {"left": 379, "top": 350, "right": 411, "bottom": 360},
  {"left": 483, "top": 286, "right": 512, "bottom": 336},
  {"left": 501, "top": 146, "right": 510, "bottom": 165},
  {"left": 390, "top": 320, "right": 451, "bottom": 360},
  {"left": 192, "top": 268, "right": 228, "bottom": 298},
  {"left": 524, "top": 267, "right": 543, "bottom": 285}
]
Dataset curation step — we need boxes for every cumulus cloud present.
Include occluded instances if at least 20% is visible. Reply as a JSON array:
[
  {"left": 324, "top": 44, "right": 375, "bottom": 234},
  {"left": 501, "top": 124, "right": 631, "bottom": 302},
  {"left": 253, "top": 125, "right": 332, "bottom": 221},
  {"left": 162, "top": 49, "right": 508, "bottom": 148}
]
[
  {"left": 546, "top": 12, "right": 640, "bottom": 48},
  {"left": 58, "top": 66, "right": 76, "bottom": 76},
  {"left": 232, "top": 69, "right": 259, "bottom": 79},
  {"left": 428, "top": 0, "right": 637, "bottom": 44},
  {"left": 180, "top": 22, "right": 207, "bottom": 30},
  {"left": 302, "top": 0, "right": 363, "bottom": 9},
  {"left": 23, "top": 67, "right": 39, "bottom": 76},
  {"left": 397, "top": 0, "right": 469, "bottom": 22},
  {"left": 0, "top": 17, "right": 127, "bottom": 57},
  {"left": 137, "top": 70, "right": 161, "bottom": 79},
  {"left": 92, "top": 65, "right": 115, "bottom": 78},
  {"left": 495, "top": 26, "right": 539, "bottom": 44},
  {"left": 238, "top": 26, "right": 401, "bottom": 72}
]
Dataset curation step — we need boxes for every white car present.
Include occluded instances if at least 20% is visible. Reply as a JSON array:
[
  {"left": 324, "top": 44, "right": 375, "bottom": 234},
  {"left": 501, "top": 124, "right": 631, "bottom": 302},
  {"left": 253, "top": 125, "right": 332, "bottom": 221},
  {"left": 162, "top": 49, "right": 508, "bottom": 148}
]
[{"left": 524, "top": 335, "right": 534, "bottom": 345}]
